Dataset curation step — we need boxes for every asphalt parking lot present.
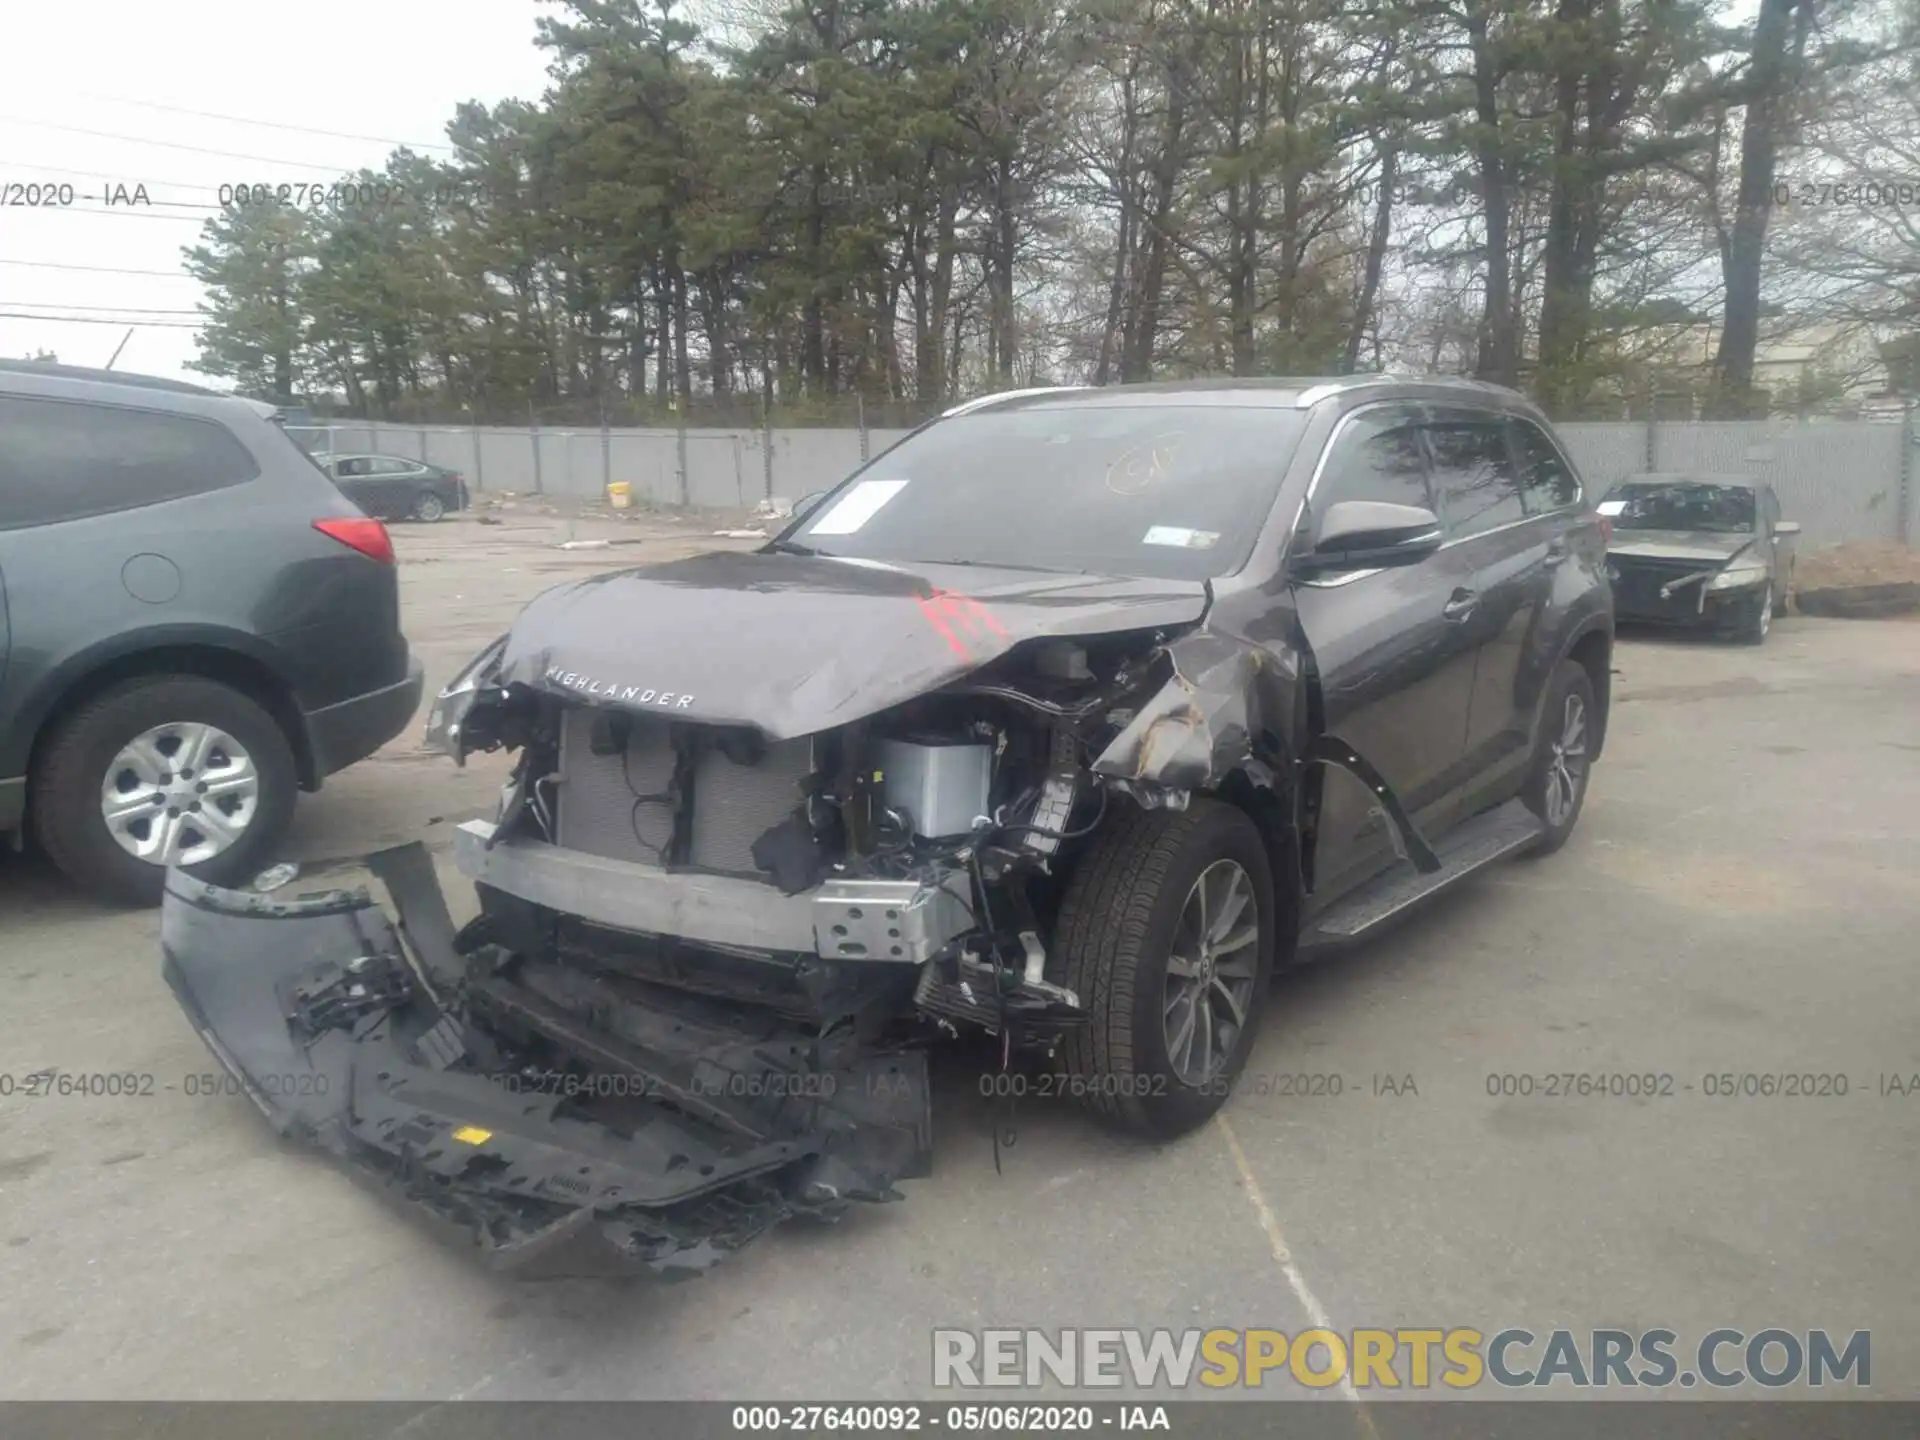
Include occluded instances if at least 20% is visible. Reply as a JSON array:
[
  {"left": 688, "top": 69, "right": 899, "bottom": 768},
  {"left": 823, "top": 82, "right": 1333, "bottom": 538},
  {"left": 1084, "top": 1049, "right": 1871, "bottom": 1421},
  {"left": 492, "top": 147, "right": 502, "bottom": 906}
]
[{"left": 3, "top": 513, "right": 1918, "bottom": 1410}]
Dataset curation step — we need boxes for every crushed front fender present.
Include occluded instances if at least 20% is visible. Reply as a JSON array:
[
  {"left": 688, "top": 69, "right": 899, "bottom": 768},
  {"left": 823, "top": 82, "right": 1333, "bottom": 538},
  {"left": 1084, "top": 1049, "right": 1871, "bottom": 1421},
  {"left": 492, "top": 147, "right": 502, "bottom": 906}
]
[{"left": 159, "top": 848, "right": 932, "bottom": 1280}]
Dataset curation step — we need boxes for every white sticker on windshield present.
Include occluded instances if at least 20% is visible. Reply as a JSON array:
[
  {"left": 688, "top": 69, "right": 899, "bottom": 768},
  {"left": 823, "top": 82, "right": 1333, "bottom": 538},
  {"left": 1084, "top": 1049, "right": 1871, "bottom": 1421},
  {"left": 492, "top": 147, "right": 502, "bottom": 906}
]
[
  {"left": 1143, "top": 525, "right": 1220, "bottom": 549},
  {"left": 1595, "top": 499, "right": 1626, "bottom": 517},
  {"left": 808, "top": 479, "right": 909, "bottom": 535}
]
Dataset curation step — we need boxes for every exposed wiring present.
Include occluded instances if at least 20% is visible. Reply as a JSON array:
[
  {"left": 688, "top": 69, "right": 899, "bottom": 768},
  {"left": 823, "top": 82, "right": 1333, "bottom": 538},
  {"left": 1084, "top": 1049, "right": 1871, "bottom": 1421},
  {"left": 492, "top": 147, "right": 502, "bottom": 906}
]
[
  {"left": 621, "top": 734, "right": 674, "bottom": 866},
  {"left": 992, "top": 785, "right": 1109, "bottom": 844}
]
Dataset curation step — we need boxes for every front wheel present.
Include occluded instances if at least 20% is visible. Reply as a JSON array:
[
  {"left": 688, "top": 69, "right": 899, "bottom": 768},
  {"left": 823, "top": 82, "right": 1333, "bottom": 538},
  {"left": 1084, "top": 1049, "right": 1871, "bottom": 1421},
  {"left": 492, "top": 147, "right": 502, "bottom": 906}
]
[
  {"left": 1737, "top": 582, "right": 1773, "bottom": 643},
  {"left": 1520, "top": 660, "right": 1595, "bottom": 858},
  {"left": 1051, "top": 799, "right": 1277, "bottom": 1139}
]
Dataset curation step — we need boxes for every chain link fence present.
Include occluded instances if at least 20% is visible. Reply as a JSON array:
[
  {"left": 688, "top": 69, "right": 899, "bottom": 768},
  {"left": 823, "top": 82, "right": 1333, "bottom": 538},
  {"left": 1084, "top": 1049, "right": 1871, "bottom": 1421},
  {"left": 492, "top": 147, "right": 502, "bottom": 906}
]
[{"left": 288, "top": 405, "right": 1918, "bottom": 547}]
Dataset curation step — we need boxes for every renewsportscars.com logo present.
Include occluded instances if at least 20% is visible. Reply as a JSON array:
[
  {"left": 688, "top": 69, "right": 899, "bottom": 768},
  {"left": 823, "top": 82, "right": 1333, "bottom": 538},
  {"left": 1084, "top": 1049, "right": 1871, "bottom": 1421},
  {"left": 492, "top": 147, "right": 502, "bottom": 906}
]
[{"left": 932, "top": 1328, "right": 1870, "bottom": 1391}]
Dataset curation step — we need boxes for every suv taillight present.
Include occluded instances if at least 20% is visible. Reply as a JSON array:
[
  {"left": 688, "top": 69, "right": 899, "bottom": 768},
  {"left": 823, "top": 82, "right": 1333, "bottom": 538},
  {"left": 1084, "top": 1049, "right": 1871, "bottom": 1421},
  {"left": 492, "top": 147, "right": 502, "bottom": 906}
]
[
  {"left": 314, "top": 516, "right": 395, "bottom": 564},
  {"left": 1595, "top": 512, "right": 1613, "bottom": 544}
]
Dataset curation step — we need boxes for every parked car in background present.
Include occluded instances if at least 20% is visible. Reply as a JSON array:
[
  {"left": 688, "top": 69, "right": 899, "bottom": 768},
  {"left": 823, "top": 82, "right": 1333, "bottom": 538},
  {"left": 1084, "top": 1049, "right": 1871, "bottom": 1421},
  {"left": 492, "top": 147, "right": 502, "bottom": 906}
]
[
  {"left": 0, "top": 361, "right": 424, "bottom": 903},
  {"left": 319, "top": 453, "right": 469, "bottom": 523},
  {"left": 1599, "top": 473, "right": 1798, "bottom": 643}
]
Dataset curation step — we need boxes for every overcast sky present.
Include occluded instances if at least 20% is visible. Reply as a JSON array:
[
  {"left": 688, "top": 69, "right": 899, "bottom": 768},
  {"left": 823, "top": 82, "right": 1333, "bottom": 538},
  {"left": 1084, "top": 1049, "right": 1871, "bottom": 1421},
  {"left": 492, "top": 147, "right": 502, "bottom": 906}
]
[{"left": 0, "top": 0, "right": 556, "bottom": 387}]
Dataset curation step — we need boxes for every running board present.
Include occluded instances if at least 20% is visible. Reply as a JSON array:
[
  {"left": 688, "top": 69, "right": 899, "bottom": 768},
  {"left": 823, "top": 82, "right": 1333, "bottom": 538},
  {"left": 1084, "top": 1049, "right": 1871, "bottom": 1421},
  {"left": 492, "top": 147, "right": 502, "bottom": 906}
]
[{"left": 1299, "top": 799, "right": 1545, "bottom": 953}]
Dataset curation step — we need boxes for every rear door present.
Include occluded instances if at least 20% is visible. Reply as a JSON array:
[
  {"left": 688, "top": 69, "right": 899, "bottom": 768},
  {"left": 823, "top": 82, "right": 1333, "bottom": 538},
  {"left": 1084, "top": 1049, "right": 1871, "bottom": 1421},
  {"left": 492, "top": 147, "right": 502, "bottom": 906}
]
[
  {"left": 1420, "top": 405, "right": 1555, "bottom": 794},
  {"left": 0, "top": 390, "right": 266, "bottom": 788},
  {"left": 328, "top": 457, "right": 381, "bottom": 512},
  {"left": 362, "top": 458, "right": 418, "bottom": 516},
  {"left": 1289, "top": 401, "right": 1481, "bottom": 904}
]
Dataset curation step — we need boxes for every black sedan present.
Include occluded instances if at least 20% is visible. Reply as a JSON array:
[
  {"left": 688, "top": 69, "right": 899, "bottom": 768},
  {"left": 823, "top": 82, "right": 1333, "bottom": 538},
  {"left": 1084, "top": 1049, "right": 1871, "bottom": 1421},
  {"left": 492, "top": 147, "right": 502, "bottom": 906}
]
[
  {"left": 1600, "top": 473, "right": 1799, "bottom": 644},
  {"left": 321, "top": 453, "right": 469, "bottom": 523}
]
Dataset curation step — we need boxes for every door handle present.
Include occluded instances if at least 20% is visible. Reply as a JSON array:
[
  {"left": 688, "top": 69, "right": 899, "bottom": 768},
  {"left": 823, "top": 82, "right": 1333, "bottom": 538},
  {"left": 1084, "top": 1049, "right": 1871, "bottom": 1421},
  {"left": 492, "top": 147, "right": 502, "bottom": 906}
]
[{"left": 1442, "top": 588, "right": 1477, "bottom": 621}]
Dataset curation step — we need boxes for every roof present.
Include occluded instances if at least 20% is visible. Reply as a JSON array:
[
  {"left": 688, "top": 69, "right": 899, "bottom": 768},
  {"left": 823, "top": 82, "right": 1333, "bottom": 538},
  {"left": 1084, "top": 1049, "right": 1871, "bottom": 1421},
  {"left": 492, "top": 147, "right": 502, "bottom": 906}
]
[
  {"left": 0, "top": 358, "right": 224, "bottom": 397},
  {"left": 1620, "top": 472, "right": 1764, "bottom": 488},
  {"left": 942, "top": 373, "right": 1541, "bottom": 417}
]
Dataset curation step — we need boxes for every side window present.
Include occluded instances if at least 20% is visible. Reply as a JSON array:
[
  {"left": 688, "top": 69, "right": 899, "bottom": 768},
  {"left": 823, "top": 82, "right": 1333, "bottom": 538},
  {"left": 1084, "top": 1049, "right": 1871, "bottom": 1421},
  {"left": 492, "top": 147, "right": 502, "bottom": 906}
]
[
  {"left": 1424, "top": 410, "right": 1524, "bottom": 539},
  {"left": 1510, "top": 419, "right": 1581, "bottom": 514},
  {"left": 0, "top": 395, "right": 258, "bottom": 530},
  {"left": 368, "top": 458, "right": 412, "bottom": 476},
  {"left": 1310, "top": 404, "right": 1432, "bottom": 531},
  {"left": 335, "top": 457, "right": 372, "bottom": 478}
]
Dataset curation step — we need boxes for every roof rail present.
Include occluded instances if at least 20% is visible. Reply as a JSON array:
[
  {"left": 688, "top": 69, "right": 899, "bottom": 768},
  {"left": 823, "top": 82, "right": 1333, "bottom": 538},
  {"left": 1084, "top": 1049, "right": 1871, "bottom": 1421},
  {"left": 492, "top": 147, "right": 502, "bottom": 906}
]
[
  {"left": 941, "top": 385, "right": 1088, "bottom": 418},
  {"left": 1293, "top": 373, "right": 1528, "bottom": 409}
]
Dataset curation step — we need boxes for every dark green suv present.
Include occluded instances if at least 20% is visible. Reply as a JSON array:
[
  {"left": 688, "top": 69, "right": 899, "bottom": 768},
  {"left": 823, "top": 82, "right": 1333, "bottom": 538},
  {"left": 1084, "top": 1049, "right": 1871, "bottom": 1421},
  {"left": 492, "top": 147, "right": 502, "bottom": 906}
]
[{"left": 0, "top": 361, "right": 423, "bottom": 903}]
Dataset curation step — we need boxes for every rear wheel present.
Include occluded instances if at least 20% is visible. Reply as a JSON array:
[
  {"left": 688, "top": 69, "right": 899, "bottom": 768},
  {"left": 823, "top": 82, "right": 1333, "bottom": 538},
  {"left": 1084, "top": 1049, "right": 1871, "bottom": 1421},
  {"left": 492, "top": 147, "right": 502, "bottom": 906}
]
[
  {"left": 411, "top": 490, "right": 447, "bottom": 523},
  {"left": 1052, "top": 799, "right": 1276, "bottom": 1139},
  {"left": 1520, "top": 660, "right": 1594, "bottom": 857},
  {"left": 30, "top": 676, "right": 298, "bottom": 905}
]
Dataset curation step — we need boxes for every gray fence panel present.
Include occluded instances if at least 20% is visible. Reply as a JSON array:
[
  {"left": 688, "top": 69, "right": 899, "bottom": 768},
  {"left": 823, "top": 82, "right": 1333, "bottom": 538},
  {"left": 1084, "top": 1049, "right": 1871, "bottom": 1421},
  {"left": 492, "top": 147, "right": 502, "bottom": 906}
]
[
  {"left": 420, "top": 429, "right": 473, "bottom": 474},
  {"left": 608, "top": 433, "right": 678, "bottom": 504},
  {"left": 472, "top": 432, "right": 529, "bottom": 491},
  {"left": 865, "top": 428, "right": 916, "bottom": 462},
  {"left": 1555, "top": 423, "right": 1649, "bottom": 495},
  {"left": 529, "top": 431, "right": 574, "bottom": 496},
  {"left": 684, "top": 431, "right": 762, "bottom": 509},
  {"left": 1654, "top": 421, "right": 1904, "bottom": 546},
  {"left": 769, "top": 430, "right": 866, "bottom": 500}
]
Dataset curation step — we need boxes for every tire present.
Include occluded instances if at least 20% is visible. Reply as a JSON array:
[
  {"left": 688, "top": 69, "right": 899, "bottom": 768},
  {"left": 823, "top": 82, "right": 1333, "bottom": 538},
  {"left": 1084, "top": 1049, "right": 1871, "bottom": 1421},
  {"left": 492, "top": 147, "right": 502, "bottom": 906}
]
[
  {"left": 1051, "top": 798, "right": 1277, "bottom": 1139},
  {"left": 1734, "top": 582, "right": 1772, "bottom": 644},
  {"left": 411, "top": 490, "right": 447, "bottom": 523},
  {"left": 30, "top": 676, "right": 298, "bottom": 906},
  {"left": 1519, "top": 660, "right": 1595, "bottom": 858}
]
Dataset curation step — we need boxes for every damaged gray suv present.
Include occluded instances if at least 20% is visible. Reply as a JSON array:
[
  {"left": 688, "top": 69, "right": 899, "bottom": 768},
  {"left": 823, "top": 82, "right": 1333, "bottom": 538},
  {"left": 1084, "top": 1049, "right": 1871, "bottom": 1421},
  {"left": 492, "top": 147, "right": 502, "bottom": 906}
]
[{"left": 161, "top": 376, "right": 1613, "bottom": 1279}]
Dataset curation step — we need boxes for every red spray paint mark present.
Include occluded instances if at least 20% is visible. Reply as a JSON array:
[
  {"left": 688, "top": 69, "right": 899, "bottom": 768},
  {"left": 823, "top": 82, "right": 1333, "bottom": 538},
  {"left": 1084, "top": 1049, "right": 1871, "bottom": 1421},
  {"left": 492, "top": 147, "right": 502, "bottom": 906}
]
[{"left": 913, "top": 588, "right": 1009, "bottom": 659}]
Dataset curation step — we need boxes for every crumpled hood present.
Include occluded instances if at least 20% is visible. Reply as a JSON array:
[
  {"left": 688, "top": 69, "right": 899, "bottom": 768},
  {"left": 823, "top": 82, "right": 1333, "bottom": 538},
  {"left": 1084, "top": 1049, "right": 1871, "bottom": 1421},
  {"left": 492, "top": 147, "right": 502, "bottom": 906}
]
[
  {"left": 1608, "top": 529, "right": 1755, "bottom": 565},
  {"left": 495, "top": 550, "right": 1209, "bottom": 738}
]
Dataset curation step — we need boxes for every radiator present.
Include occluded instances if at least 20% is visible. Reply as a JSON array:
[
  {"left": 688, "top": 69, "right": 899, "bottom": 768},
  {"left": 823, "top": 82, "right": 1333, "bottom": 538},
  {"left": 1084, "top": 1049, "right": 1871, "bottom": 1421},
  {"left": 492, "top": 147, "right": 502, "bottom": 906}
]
[{"left": 555, "top": 709, "right": 814, "bottom": 877}]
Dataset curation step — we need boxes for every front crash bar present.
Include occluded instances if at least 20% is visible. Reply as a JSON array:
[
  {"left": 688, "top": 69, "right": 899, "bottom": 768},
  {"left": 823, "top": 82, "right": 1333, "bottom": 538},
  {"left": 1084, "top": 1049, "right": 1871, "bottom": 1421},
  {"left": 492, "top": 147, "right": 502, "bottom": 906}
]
[{"left": 158, "top": 848, "right": 932, "bottom": 1280}]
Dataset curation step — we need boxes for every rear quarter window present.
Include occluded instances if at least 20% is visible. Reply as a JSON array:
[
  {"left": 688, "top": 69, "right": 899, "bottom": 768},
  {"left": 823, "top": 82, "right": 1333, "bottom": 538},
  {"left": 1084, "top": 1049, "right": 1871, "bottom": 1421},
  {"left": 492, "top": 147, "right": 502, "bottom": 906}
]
[{"left": 0, "top": 393, "right": 260, "bottom": 530}]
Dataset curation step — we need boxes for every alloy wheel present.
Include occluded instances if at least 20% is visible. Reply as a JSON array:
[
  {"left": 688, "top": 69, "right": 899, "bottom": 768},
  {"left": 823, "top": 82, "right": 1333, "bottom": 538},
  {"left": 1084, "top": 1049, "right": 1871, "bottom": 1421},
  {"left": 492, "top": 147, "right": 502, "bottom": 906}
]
[
  {"left": 1162, "top": 859, "right": 1261, "bottom": 1084},
  {"left": 100, "top": 722, "right": 260, "bottom": 866},
  {"left": 1542, "top": 693, "right": 1589, "bottom": 829}
]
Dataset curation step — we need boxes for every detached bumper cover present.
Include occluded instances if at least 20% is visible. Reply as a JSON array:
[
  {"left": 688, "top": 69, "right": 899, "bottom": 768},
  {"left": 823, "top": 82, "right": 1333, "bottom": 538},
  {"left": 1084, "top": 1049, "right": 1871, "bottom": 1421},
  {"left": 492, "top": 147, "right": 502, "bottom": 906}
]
[{"left": 158, "top": 846, "right": 931, "bottom": 1280}]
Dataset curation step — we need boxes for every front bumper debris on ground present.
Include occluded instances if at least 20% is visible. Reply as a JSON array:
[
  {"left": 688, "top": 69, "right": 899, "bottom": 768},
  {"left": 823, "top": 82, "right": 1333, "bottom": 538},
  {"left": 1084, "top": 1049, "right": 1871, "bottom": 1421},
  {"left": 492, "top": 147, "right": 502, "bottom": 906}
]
[{"left": 158, "top": 843, "right": 932, "bottom": 1280}]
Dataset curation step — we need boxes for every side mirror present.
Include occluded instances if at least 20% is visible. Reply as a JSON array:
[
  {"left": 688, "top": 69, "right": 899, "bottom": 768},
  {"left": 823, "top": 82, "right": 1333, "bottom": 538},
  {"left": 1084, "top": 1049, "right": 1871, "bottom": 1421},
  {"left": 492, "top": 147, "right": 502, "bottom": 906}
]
[
  {"left": 1295, "top": 501, "right": 1444, "bottom": 575},
  {"left": 791, "top": 490, "right": 829, "bottom": 522},
  {"left": 1773, "top": 520, "right": 1801, "bottom": 537}
]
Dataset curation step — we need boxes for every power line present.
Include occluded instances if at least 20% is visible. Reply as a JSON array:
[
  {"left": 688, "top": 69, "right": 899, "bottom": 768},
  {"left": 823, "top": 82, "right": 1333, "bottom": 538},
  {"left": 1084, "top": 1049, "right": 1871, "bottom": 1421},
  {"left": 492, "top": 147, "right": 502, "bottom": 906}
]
[
  {"left": 16, "top": 206, "right": 210, "bottom": 223},
  {"left": 1, "top": 300, "right": 202, "bottom": 315},
  {"left": 0, "top": 310, "right": 201, "bottom": 327},
  {"left": 80, "top": 94, "right": 459, "bottom": 156},
  {"left": 0, "top": 258, "right": 197, "bottom": 279},
  {"left": 8, "top": 164, "right": 226, "bottom": 195},
  {"left": 0, "top": 116, "right": 364, "bottom": 174}
]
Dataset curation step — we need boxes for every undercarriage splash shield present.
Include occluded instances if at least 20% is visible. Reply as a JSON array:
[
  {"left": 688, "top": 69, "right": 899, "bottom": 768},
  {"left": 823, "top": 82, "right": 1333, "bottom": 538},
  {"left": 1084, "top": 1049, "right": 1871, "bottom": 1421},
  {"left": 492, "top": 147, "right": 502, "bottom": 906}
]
[{"left": 159, "top": 850, "right": 932, "bottom": 1280}]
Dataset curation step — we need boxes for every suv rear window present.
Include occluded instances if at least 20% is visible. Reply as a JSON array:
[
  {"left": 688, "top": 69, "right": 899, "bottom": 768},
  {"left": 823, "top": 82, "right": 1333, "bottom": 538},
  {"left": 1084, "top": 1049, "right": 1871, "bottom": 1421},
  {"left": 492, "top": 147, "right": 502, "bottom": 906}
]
[{"left": 0, "top": 394, "right": 259, "bottom": 529}]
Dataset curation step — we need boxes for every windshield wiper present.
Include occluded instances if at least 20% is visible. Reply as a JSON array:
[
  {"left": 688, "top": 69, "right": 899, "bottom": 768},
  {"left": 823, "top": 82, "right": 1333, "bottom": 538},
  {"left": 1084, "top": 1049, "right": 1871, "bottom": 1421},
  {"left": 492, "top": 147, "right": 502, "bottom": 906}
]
[
  {"left": 907, "top": 557, "right": 1087, "bottom": 575},
  {"left": 763, "top": 538, "right": 822, "bottom": 557}
]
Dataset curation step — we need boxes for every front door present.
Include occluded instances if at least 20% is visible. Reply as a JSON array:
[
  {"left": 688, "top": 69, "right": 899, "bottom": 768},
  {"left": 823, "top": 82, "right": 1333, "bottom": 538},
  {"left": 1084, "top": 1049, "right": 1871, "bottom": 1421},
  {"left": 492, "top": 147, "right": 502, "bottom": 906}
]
[{"left": 1288, "top": 402, "right": 1481, "bottom": 906}]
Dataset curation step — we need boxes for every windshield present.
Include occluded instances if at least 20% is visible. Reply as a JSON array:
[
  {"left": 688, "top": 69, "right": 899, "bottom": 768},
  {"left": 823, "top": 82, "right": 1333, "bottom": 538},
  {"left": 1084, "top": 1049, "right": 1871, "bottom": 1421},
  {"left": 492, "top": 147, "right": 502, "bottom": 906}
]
[
  {"left": 1602, "top": 482, "right": 1756, "bottom": 534},
  {"left": 788, "top": 405, "right": 1307, "bottom": 582}
]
